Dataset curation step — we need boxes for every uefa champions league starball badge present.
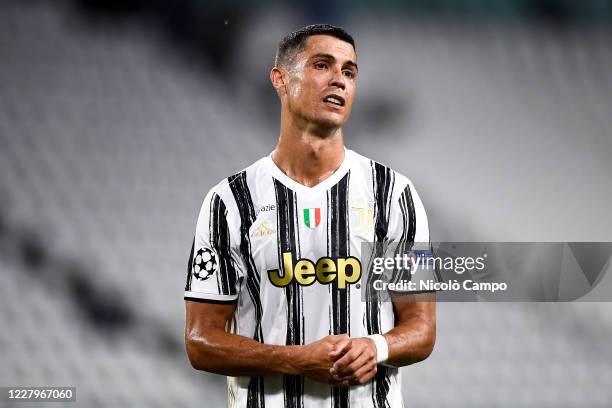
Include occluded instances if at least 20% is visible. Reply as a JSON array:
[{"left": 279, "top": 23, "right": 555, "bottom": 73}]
[{"left": 192, "top": 247, "right": 218, "bottom": 281}]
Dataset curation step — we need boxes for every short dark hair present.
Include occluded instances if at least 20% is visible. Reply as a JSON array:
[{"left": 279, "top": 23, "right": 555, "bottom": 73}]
[{"left": 274, "top": 24, "right": 355, "bottom": 68}]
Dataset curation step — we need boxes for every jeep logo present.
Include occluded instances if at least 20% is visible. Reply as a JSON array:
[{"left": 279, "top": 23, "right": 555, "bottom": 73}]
[{"left": 268, "top": 252, "right": 361, "bottom": 289}]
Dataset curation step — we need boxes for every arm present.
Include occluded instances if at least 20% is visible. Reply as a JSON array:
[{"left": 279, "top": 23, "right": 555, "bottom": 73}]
[
  {"left": 185, "top": 299, "right": 352, "bottom": 382},
  {"left": 384, "top": 291, "right": 437, "bottom": 366},
  {"left": 331, "top": 292, "right": 436, "bottom": 384},
  {"left": 384, "top": 180, "right": 437, "bottom": 366}
]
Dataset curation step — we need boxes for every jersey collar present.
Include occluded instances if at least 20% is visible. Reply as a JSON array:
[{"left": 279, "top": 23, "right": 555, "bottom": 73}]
[{"left": 266, "top": 148, "right": 351, "bottom": 194}]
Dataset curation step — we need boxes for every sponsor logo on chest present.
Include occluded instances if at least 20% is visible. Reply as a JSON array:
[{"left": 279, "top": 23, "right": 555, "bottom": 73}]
[
  {"left": 268, "top": 251, "right": 361, "bottom": 289},
  {"left": 250, "top": 220, "right": 276, "bottom": 238}
]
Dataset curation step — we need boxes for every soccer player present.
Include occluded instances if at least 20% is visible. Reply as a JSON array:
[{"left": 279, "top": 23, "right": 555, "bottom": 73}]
[{"left": 184, "top": 24, "right": 438, "bottom": 407}]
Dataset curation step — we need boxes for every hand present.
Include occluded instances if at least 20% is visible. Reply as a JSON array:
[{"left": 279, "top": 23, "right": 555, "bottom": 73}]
[
  {"left": 329, "top": 337, "right": 378, "bottom": 386},
  {"left": 297, "top": 334, "right": 352, "bottom": 384}
]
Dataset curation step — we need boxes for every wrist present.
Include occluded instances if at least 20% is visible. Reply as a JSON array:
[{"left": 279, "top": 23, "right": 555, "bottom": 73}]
[
  {"left": 365, "top": 334, "right": 389, "bottom": 364},
  {"left": 276, "top": 344, "right": 305, "bottom": 375}
]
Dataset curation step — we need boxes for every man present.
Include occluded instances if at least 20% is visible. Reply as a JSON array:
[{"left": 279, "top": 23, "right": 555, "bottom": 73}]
[{"left": 184, "top": 24, "right": 438, "bottom": 408}]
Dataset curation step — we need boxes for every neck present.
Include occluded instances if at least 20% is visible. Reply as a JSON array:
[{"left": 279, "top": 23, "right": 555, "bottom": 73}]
[{"left": 272, "top": 112, "right": 345, "bottom": 188}]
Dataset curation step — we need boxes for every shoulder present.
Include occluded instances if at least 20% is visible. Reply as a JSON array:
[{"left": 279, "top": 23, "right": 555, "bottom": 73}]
[
  {"left": 347, "top": 149, "right": 417, "bottom": 200},
  {"left": 195, "top": 156, "right": 268, "bottom": 231},
  {"left": 204, "top": 155, "right": 269, "bottom": 201}
]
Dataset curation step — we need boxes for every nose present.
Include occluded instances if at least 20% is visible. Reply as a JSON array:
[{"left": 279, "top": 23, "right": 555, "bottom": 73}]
[{"left": 329, "top": 67, "right": 346, "bottom": 90}]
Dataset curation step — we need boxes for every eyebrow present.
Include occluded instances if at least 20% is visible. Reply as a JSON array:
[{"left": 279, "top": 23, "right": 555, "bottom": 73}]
[{"left": 310, "top": 53, "right": 358, "bottom": 71}]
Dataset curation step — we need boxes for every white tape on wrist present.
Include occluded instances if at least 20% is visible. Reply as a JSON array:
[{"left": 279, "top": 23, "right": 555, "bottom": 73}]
[{"left": 366, "top": 334, "right": 389, "bottom": 364}]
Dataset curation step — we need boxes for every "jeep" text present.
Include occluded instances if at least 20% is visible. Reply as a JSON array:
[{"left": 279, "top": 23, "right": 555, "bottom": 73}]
[{"left": 268, "top": 252, "right": 361, "bottom": 289}]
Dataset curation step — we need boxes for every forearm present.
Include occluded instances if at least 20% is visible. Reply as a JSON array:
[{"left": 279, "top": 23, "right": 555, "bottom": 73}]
[
  {"left": 186, "top": 327, "right": 303, "bottom": 377},
  {"left": 383, "top": 316, "right": 436, "bottom": 367}
]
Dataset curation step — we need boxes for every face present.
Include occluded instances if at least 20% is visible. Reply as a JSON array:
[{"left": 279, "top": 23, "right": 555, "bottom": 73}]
[{"left": 276, "top": 35, "right": 358, "bottom": 129}]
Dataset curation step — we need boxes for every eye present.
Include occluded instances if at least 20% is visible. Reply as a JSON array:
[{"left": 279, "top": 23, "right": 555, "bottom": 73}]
[
  {"left": 314, "top": 61, "right": 328, "bottom": 69},
  {"left": 343, "top": 70, "right": 355, "bottom": 79}
]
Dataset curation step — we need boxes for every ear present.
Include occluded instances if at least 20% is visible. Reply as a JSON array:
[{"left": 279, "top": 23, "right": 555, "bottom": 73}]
[{"left": 270, "top": 67, "right": 287, "bottom": 97}]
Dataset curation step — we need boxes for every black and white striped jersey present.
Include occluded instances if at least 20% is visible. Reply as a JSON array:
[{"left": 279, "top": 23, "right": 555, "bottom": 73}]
[{"left": 185, "top": 148, "right": 436, "bottom": 408}]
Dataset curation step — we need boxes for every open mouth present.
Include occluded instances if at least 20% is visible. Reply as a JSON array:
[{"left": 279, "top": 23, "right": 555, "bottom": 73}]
[{"left": 323, "top": 94, "right": 345, "bottom": 108}]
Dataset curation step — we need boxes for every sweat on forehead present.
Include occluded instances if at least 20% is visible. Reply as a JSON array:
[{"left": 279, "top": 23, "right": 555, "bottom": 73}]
[{"left": 274, "top": 24, "right": 355, "bottom": 68}]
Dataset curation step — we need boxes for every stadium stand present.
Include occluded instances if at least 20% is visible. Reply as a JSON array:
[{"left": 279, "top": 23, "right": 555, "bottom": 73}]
[{"left": 1, "top": 1, "right": 611, "bottom": 406}]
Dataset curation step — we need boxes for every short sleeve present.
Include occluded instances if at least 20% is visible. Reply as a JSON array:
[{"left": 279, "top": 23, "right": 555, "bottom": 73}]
[
  {"left": 184, "top": 188, "right": 243, "bottom": 303},
  {"left": 386, "top": 179, "right": 441, "bottom": 293}
]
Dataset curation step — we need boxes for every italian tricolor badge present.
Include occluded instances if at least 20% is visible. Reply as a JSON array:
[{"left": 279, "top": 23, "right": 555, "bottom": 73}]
[{"left": 303, "top": 208, "right": 321, "bottom": 229}]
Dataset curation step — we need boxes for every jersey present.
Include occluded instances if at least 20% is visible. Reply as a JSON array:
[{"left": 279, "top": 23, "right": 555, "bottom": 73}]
[{"left": 184, "top": 148, "right": 438, "bottom": 408}]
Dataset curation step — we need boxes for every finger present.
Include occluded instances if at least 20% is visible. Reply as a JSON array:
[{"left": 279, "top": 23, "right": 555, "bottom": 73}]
[
  {"left": 329, "top": 337, "right": 352, "bottom": 359},
  {"left": 332, "top": 346, "right": 363, "bottom": 374},
  {"left": 347, "top": 361, "right": 377, "bottom": 385},
  {"left": 336, "top": 352, "right": 370, "bottom": 378},
  {"left": 348, "top": 370, "right": 377, "bottom": 386},
  {"left": 334, "top": 335, "right": 351, "bottom": 350}
]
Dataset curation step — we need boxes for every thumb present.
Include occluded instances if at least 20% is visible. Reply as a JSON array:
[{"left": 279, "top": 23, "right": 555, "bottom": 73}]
[{"left": 329, "top": 336, "right": 352, "bottom": 357}]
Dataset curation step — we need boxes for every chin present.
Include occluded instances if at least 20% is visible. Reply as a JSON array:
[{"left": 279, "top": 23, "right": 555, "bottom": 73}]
[{"left": 312, "top": 113, "right": 347, "bottom": 129}]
